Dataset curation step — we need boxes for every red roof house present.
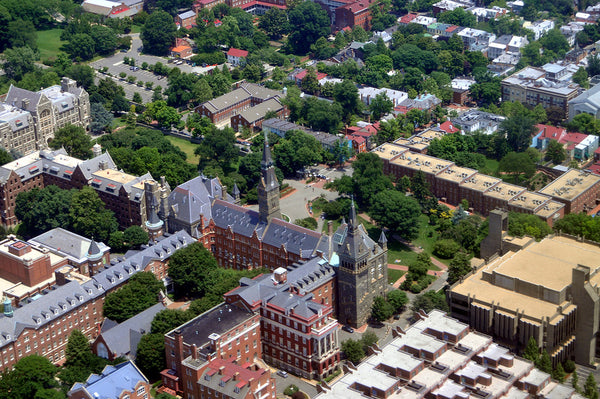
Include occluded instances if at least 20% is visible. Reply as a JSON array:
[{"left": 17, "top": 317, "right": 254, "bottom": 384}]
[{"left": 227, "top": 48, "right": 249, "bottom": 66}]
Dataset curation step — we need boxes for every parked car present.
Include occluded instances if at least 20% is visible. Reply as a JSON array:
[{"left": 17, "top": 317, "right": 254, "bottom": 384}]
[
  {"left": 342, "top": 325, "right": 354, "bottom": 333},
  {"left": 277, "top": 370, "right": 288, "bottom": 378}
]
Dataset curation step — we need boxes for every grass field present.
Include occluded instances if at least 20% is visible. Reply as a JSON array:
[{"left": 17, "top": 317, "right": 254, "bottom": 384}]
[
  {"left": 165, "top": 135, "right": 199, "bottom": 165},
  {"left": 387, "top": 269, "right": 405, "bottom": 284},
  {"left": 37, "top": 29, "right": 66, "bottom": 60}
]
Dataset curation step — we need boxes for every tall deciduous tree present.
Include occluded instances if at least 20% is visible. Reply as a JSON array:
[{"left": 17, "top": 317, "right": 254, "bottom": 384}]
[
  {"left": 141, "top": 11, "right": 177, "bottom": 55},
  {"left": 258, "top": 7, "right": 288, "bottom": 39},
  {"left": 167, "top": 242, "right": 220, "bottom": 298},
  {"left": 69, "top": 186, "right": 119, "bottom": 242},
  {"left": 370, "top": 190, "right": 421, "bottom": 240},
  {"left": 287, "top": 1, "right": 330, "bottom": 54},
  {"left": 103, "top": 272, "right": 165, "bottom": 322},
  {"left": 447, "top": 252, "right": 471, "bottom": 284},
  {"left": 2, "top": 46, "right": 36, "bottom": 80},
  {"left": 49, "top": 125, "right": 93, "bottom": 159},
  {"left": 15, "top": 185, "right": 74, "bottom": 239},
  {"left": 341, "top": 339, "right": 365, "bottom": 364},
  {"left": 136, "top": 333, "right": 165, "bottom": 381}
]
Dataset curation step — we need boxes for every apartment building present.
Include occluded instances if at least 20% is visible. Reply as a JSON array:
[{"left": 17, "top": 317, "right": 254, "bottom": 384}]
[
  {"left": 194, "top": 359, "right": 276, "bottom": 399},
  {"left": 501, "top": 67, "right": 581, "bottom": 118},
  {"left": 372, "top": 143, "right": 566, "bottom": 223},
  {"left": 538, "top": 169, "right": 600, "bottom": 214},
  {"left": 0, "top": 230, "right": 193, "bottom": 372},
  {"left": 68, "top": 361, "right": 151, "bottom": 399},
  {"left": 316, "top": 310, "right": 583, "bottom": 399}
]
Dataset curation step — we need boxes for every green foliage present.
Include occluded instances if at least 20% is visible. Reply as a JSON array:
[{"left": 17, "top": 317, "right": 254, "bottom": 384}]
[
  {"left": 284, "top": 385, "right": 299, "bottom": 396},
  {"left": 433, "top": 239, "right": 460, "bottom": 259},
  {"left": 294, "top": 217, "right": 318, "bottom": 230},
  {"left": 273, "top": 130, "right": 323, "bottom": 177},
  {"left": 103, "top": 272, "right": 165, "bottom": 323},
  {"left": 387, "top": 290, "right": 409, "bottom": 312},
  {"left": 49, "top": 125, "right": 93, "bottom": 159},
  {"left": 499, "top": 152, "right": 536, "bottom": 184},
  {"left": 349, "top": 152, "right": 394, "bottom": 209},
  {"left": 411, "top": 291, "right": 449, "bottom": 314},
  {"left": 501, "top": 113, "right": 537, "bottom": 153},
  {"left": 151, "top": 309, "right": 194, "bottom": 334},
  {"left": 0, "top": 355, "right": 58, "bottom": 399},
  {"left": 573, "top": 66, "right": 590, "bottom": 89},
  {"left": 537, "top": 350, "right": 552, "bottom": 373},
  {"left": 90, "top": 103, "right": 114, "bottom": 135},
  {"left": 123, "top": 225, "right": 149, "bottom": 248},
  {"left": 523, "top": 336, "right": 539, "bottom": 363},
  {"left": 427, "top": 132, "right": 488, "bottom": 170},
  {"left": 508, "top": 212, "right": 552, "bottom": 240},
  {"left": 573, "top": 369, "right": 580, "bottom": 392},
  {"left": 3, "top": 46, "right": 37, "bottom": 80},
  {"left": 564, "top": 359, "right": 576, "bottom": 373},
  {"left": 287, "top": 1, "right": 330, "bottom": 54},
  {"left": 135, "top": 333, "right": 165, "bottom": 381},
  {"left": 141, "top": 11, "right": 177, "bottom": 56},
  {"left": 341, "top": 339, "right": 365, "bottom": 364},
  {"left": 321, "top": 198, "right": 351, "bottom": 220},
  {"left": 144, "top": 100, "right": 180, "bottom": 129},
  {"left": 370, "top": 191, "right": 421, "bottom": 240},
  {"left": 370, "top": 93, "right": 394, "bottom": 120},
  {"left": 371, "top": 296, "right": 394, "bottom": 322},
  {"left": 167, "top": 242, "right": 219, "bottom": 298},
  {"left": 545, "top": 139, "right": 566, "bottom": 164},
  {"left": 553, "top": 212, "right": 600, "bottom": 242},
  {"left": 258, "top": 7, "right": 289, "bottom": 39},
  {"left": 64, "top": 330, "right": 92, "bottom": 368},
  {"left": 552, "top": 363, "right": 565, "bottom": 383},
  {"left": 437, "top": 7, "right": 476, "bottom": 27},
  {"left": 333, "top": 80, "right": 362, "bottom": 121},
  {"left": 585, "top": 373, "right": 599, "bottom": 399},
  {"left": 15, "top": 185, "right": 74, "bottom": 239},
  {"left": 568, "top": 113, "right": 600, "bottom": 135},
  {"left": 361, "top": 330, "right": 378, "bottom": 350},
  {"left": 69, "top": 186, "right": 119, "bottom": 242},
  {"left": 447, "top": 252, "right": 472, "bottom": 284},
  {"left": 195, "top": 124, "right": 239, "bottom": 171}
]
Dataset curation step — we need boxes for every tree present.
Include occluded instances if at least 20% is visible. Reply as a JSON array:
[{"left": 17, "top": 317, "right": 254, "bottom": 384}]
[
  {"left": 7, "top": 20, "right": 37, "bottom": 50},
  {"left": 151, "top": 309, "right": 193, "bottom": 334},
  {"left": 2, "top": 46, "right": 36, "bottom": 80},
  {"left": 103, "top": 272, "right": 165, "bottom": 322},
  {"left": 537, "top": 350, "right": 552, "bottom": 373},
  {"left": 370, "top": 93, "right": 393, "bottom": 120},
  {"left": 499, "top": 152, "right": 536, "bottom": 183},
  {"left": 568, "top": 113, "right": 600, "bottom": 135},
  {"left": 552, "top": 363, "right": 565, "bottom": 383},
  {"left": 90, "top": 25, "right": 118, "bottom": 55},
  {"left": 333, "top": 80, "right": 361, "bottom": 120},
  {"left": 573, "top": 369, "right": 580, "bottom": 392},
  {"left": 15, "top": 186, "right": 74, "bottom": 239},
  {"left": 49, "top": 125, "right": 93, "bottom": 159},
  {"left": 294, "top": 217, "right": 318, "bottom": 230},
  {"left": 0, "top": 149, "right": 12, "bottom": 166},
  {"left": 68, "top": 64, "right": 95, "bottom": 90},
  {"left": 136, "top": 333, "right": 165, "bottom": 381},
  {"left": 0, "top": 355, "right": 58, "bottom": 399},
  {"left": 370, "top": 191, "right": 421, "bottom": 240},
  {"left": 545, "top": 139, "right": 566, "bottom": 164},
  {"left": 361, "top": 331, "right": 378, "bottom": 351},
  {"left": 69, "top": 186, "right": 119, "bottom": 242},
  {"left": 573, "top": 66, "right": 590, "bottom": 89},
  {"left": 501, "top": 113, "right": 536, "bottom": 153},
  {"left": 141, "top": 11, "right": 177, "bottom": 55},
  {"left": 259, "top": 7, "right": 288, "bottom": 39},
  {"left": 167, "top": 242, "right": 220, "bottom": 298},
  {"left": 523, "top": 336, "right": 539, "bottom": 363},
  {"left": 588, "top": 54, "right": 600, "bottom": 77},
  {"left": 65, "top": 330, "right": 93, "bottom": 368},
  {"left": 144, "top": 101, "right": 180, "bottom": 129},
  {"left": 438, "top": 7, "right": 476, "bottom": 27},
  {"left": 195, "top": 125, "right": 239, "bottom": 171},
  {"left": 387, "top": 290, "right": 408, "bottom": 313},
  {"left": 371, "top": 296, "right": 394, "bottom": 322},
  {"left": 540, "top": 29, "right": 570, "bottom": 55},
  {"left": 90, "top": 103, "right": 114, "bottom": 135},
  {"left": 300, "top": 68, "right": 320, "bottom": 94},
  {"left": 123, "top": 225, "right": 149, "bottom": 248},
  {"left": 64, "top": 33, "right": 96, "bottom": 60},
  {"left": 132, "top": 92, "right": 143, "bottom": 105},
  {"left": 341, "top": 339, "right": 365, "bottom": 364},
  {"left": 447, "top": 252, "right": 471, "bottom": 284},
  {"left": 351, "top": 152, "right": 393, "bottom": 208},
  {"left": 585, "top": 374, "right": 600, "bottom": 399},
  {"left": 508, "top": 212, "right": 552, "bottom": 240},
  {"left": 411, "top": 291, "right": 449, "bottom": 314},
  {"left": 287, "top": 1, "right": 330, "bottom": 54}
]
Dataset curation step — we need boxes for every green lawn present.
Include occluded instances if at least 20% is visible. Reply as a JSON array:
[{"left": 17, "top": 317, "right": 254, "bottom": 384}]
[
  {"left": 480, "top": 158, "right": 499, "bottom": 175},
  {"left": 130, "top": 25, "right": 142, "bottom": 34},
  {"left": 165, "top": 135, "right": 199, "bottom": 165},
  {"left": 37, "top": 29, "right": 66, "bottom": 61},
  {"left": 387, "top": 269, "right": 405, "bottom": 284}
]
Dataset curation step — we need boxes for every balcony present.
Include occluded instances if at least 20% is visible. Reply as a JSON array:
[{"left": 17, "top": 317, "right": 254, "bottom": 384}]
[{"left": 311, "top": 318, "right": 338, "bottom": 336}]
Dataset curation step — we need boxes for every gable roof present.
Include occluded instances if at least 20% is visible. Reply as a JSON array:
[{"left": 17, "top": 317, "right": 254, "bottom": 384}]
[
  {"left": 29, "top": 228, "right": 109, "bottom": 264},
  {"left": 68, "top": 361, "right": 148, "bottom": 399},
  {"left": 227, "top": 48, "right": 249, "bottom": 58}
]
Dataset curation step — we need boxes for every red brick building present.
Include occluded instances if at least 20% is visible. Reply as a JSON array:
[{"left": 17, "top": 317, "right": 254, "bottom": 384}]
[
  {"left": 230, "top": 98, "right": 284, "bottom": 132},
  {"left": 192, "top": 359, "right": 276, "bottom": 399},
  {"left": 335, "top": 0, "right": 376, "bottom": 31},
  {"left": 161, "top": 303, "right": 262, "bottom": 396},
  {"left": 68, "top": 361, "right": 151, "bottom": 399}
]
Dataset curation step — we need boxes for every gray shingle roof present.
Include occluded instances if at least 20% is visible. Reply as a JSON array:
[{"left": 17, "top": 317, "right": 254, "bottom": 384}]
[
  {"left": 98, "top": 302, "right": 166, "bottom": 358},
  {"left": 29, "top": 228, "right": 109, "bottom": 264},
  {"left": 211, "top": 199, "right": 266, "bottom": 238},
  {"left": 261, "top": 218, "right": 322, "bottom": 257}
]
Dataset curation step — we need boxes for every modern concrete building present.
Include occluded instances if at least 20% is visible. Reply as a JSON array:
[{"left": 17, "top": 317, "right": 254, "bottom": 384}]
[{"left": 449, "top": 211, "right": 600, "bottom": 366}]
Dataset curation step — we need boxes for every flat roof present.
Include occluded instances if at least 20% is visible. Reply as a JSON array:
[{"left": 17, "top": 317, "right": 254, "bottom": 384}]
[
  {"left": 393, "top": 137, "right": 429, "bottom": 151},
  {"left": 508, "top": 191, "right": 552, "bottom": 212},
  {"left": 538, "top": 169, "right": 600, "bottom": 202},
  {"left": 436, "top": 166, "right": 478, "bottom": 183},
  {"left": 483, "top": 181, "right": 525, "bottom": 201},
  {"left": 372, "top": 143, "right": 407, "bottom": 161},
  {"left": 459, "top": 174, "right": 502, "bottom": 193},
  {"left": 390, "top": 152, "right": 452, "bottom": 175},
  {"left": 533, "top": 200, "right": 565, "bottom": 219},
  {"left": 92, "top": 169, "right": 138, "bottom": 185}
]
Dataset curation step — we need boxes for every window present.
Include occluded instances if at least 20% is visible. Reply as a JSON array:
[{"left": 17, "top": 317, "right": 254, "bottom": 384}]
[{"left": 137, "top": 386, "right": 145, "bottom": 395}]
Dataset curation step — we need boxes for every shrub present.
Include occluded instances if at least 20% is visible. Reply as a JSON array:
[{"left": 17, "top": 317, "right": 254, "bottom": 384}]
[
  {"left": 433, "top": 239, "right": 460, "bottom": 259},
  {"left": 284, "top": 385, "right": 299, "bottom": 396},
  {"left": 564, "top": 359, "right": 576, "bottom": 373}
]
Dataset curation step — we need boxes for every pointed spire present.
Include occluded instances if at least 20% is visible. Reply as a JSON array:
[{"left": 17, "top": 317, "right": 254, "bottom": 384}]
[
  {"left": 232, "top": 182, "right": 240, "bottom": 197},
  {"left": 146, "top": 195, "right": 164, "bottom": 228},
  {"left": 87, "top": 239, "right": 103, "bottom": 261},
  {"left": 261, "top": 133, "right": 274, "bottom": 170},
  {"left": 378, "top": 230, "right": 387, "bottom": 244},
  {"left": 349, "top": 197, "right": 357, "bottom": 230}
]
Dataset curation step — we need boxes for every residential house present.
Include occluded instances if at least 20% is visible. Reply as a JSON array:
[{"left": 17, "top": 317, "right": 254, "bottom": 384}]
[
  {"left": 358, "top": 87, "right": 408, "bottom": 107},
  {"left": 397, "top": 13, "right": 418, "bottom": 26},
  {"left": 395, "top": 93, "right": 441, "bottom": 114},
  {"left": 451, "top": 77, "right": 475, "bottom": 105},
  {"left": 335, "top": 0, "right": 377, "bottom": 31},
  {"left": 568, "top": 83, "right": 600, "bottom": 120},
  {"left": 176, "top": 10, "right": 197, "bottom": 29},
  {"left": 170, "top": 38, "right": 193, "bottom": 59},
  {"left": 451, "top": 110, "right": 505, "bottom": 135},
  {"left": 227, "top": 48, "right": 248, "bottom": 66},
  {"left": 230, "top": 98, "right": 284, "bottom": 132},
  {"left": 526, "top": 20, "right": 555, "bottom": 40}
]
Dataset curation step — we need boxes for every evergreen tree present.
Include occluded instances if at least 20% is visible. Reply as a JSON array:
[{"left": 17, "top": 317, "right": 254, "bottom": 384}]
[
  {"left": 523, "top": 336, "right": 539, "bottom": 363},
  {"left": 65, "top": 330, "right": 92, "bottom": 368},
  {"left": 537, "top": 350, "right": 552, "bottom": 373},
  {"left": 552, "top": 363, "right": 565, "bottom": 383},
  {"left": 585, "top": 373, "right": 599, "bottom": 399},
  {"left": 572, "top": 369, "right": 580, "bottom": 393}
]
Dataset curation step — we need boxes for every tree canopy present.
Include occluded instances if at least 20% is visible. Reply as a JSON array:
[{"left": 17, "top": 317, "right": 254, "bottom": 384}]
[
  {"left": 370, "top": 191, "right": 421, "bottom": 240},
  {"left": 103, "top": 272, "right": 165, "bottom": 323},
  {"left": 287, "top": 1, "right": 330, "bottom": 54},
  {"left": 49, "top": 125, "right": 94, "bottom": 159},
  {"left": 141, "top": 11, "right": 177, "bottom": 55}
]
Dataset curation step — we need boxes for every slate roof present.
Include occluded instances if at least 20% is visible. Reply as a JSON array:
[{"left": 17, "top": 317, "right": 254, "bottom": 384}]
[
  {"left": 0, "top": 104, "right": 32, "bottom": 132},
  {"left": 211, "top": 199, "right": 266, "bottom": 238},
  {"left": 68, "top": 361, "right": 149, "bottom": 399},
  {"left": 29, "top": 228, "right": 109, "bottom": 264},
  {"left": 0, "top": 231, "right": 193, "bottom": 347},
  {"left": 98, "top": 302, "right": 166, "bottom": 359},
  {"left": 200, "top": 83, "right": 282, "bottom": 114},
  {"left": 169, "top": 175, "right": 229, "bottom": 228},
  {"left": 266, "top": 291, "right": 325, "bottom": 319},
  {"left": 178, "top": 10, "right": 196, "bottom": 19},
  {"left": 5, "top": 85, "right": 42, "bottom": 113},
  {"left": 261, "top": 218, "right": 323, "bottom": 258},
  {"left": 235, "top": 98, "right": 282, "bottom": 124}
]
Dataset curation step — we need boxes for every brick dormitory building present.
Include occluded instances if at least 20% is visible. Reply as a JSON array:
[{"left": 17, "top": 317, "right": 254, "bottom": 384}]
[{"left": 370, "top": 141, "right": 600, "bottom": 225}]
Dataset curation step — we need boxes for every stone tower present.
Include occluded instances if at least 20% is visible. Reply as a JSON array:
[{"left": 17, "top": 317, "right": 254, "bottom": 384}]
[
  {"left": 86, "top": 239, "right": 104, "bottom": 276},
  {"left": 257, "top": 134, "right": 281, "bottom": 224},
  {"left": 336, "top": 201, "right": 388, "bottom": 328},
  {"left": 146, "top": 195, "right": 165, "bottom": 242}
]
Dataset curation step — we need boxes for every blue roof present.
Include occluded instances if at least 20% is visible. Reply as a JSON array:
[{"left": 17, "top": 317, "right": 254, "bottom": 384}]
[{"left": 69, "top": 361, "right": 148, "bottom": 399}]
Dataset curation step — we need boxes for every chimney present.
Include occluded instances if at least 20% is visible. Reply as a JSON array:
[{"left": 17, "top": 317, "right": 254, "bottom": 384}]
[
  {"left": 222, "top": 185, "right": 227, "bottom": 200},
  {"left": 21, "top": 99, "right": 30, "bottom": 109},
  {"left": 233, "top": 372, "right": 239, "bottom": 381},
  {"left": 327, "top": 220, "right": 333, "bottom": 236},
  {"left": 219, "top": 366, "right": 225, "bottom": 375},
  {"left": 274, "top": 267, "right": 287, "bottom": 284},
  {"left": 92, "top": 143, "right": 102, "bottom": 158},
  {"left": 61, "top": 77, "right": 70, "bottom": 92},
  {"left": 191, "top": 344, "right": 198, "bottom": 360}
]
